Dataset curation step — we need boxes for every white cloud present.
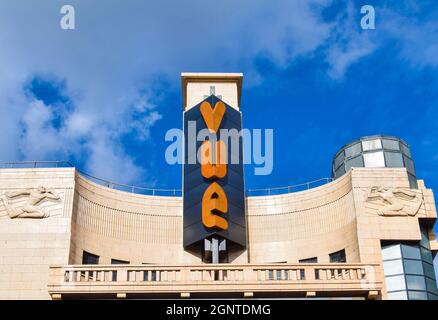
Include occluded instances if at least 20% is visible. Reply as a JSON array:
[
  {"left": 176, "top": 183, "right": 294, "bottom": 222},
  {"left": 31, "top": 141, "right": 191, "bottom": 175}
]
[
  {"left": 381, "top": 10, "right": 438, "bottom": 68},
  {"left": 84, "top": 130, "right": 145, "bottom": 184},
  {"left": 19, "top": 100, "right": 62, "bottom": 160},
  {"left": 0, "top": 0, "right": 336, "bottom": 184},
  {"left": 0, "top": 0, "right": 436, "bottom": 184},
  {"left": 326, "top": 2, "right": 377, "bottom": 79}
]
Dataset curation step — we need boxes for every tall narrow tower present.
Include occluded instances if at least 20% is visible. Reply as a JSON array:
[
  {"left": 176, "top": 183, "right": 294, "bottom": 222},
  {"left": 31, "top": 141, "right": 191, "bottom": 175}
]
[{"left": 181, "top": 73, "right": 246, "bottom": 263}]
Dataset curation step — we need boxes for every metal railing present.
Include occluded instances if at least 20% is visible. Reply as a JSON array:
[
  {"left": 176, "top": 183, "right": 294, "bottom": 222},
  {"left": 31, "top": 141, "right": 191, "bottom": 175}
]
[
  {"left": 246, "top": 178, "right": 333, "bottom": 196},
  {"left": 0, "top": 161, "right": 333, "bottom": 197},
  {"left": 79, "top": 171, "right": 182, "bottom": 197},
  {"left": 0, "top": 161, "right": 74, "bottom": 169}
]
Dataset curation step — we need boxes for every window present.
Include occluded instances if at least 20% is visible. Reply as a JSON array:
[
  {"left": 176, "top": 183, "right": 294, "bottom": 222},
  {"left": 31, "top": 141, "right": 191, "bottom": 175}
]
[
  {"left": 383, "top": 259, "right": 404, "bottom": 276},
  {"left": 386, "top": 275, "right": 406, "bottom": 291},
  {"left": 111, "top": 259, "right": 129, "bottom": 264},
  {"left": 403, "top": 155, "right": 415, "bottom": 175},
  {"left": 334, "top": 152, "right": 344, "bottom": 169},
  {"left": 362, "top": 139, "right": 382, "bottom": 151},
  {"left": 345, "top": 155, "right": 364, "bottom": 171},
  {"left": 403, "top": 260, "right": 423, "bottom": 275},
  {"left": 382, "top": 139, "right": 400, "bottom": 151},
  {"left": 382, "top": 244, "right": 402, "bottom": 260},
  {"left": 401, "top": 244, "right": 421, "bottom": 260},
  {"left": 334, "top": 165, "right": 346, "bottom": 178},
  {"left": 400, "top": 143, "right": 411, "bottom": 157},
  {"left": 387, "top": 291, "right": 407, "bottom": 300},
  {"left": 408, "top": 291, "right": 427, "bottom": 300},
  {"left": 384, "top": 152, "right": 404, "bottom": 167},
  {"left": 406, "top": 275, "right": 426, "bottom": 291},
  {"left": 82, "top": 251, "right": 99, "bottom": 265},
  {"left": 381, "top": 236, "right": 438, "bottom": 300},
  {"left": 363, "top": 151, "right": 385, "bottom": 167},
  {"left": 345, "top": 143, "right": 362, "bottom": 158},
  {"left": 329, "top": 249, "right": 346, "bottom": 263}
]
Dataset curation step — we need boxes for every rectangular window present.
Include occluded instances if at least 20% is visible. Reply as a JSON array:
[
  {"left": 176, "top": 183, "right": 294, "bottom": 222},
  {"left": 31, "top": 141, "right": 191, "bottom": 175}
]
[
  {"left": 387, "top": 291, "right": 408, "bottom": 300},
  {"left": 400, "top": 143, "right": 411, "bottom": 157},
  {"left": 329, "top": 249, "right": 346, "bottom": 263},
  {"left": 111, "top": 259, "right": 129, "bottom": 264},
  {"left": 299, "top": 257, "right": 318, "bottom": 263},
  {"left": 408, "top": 290, "right": 427, "bottom": 300},
  {"left": 345, "top": 155, "right": 364, "bottom": 171},
  {"left": 384, "top": 152, "right": 404, "bottom": 168},
  {"left": 386, "top": 275, "right": 407, "bottom": 291},
  {"left": 423, "top": 262, "right": 436, "bottom": 280},
  {"left": 383, "top": 259, "right": 404, "bottom": 276},
  {"left": 382, "top": 139, "right": 400, "bottom": 151},
  {"left": 406, "top": 275, "right": 426, "bottom": 291},
  {"left": 403, "top": 259, "right": 423, "bottom": 275},
  {"left": 363, "top": 151, "right": 385, "bottom": 167},
  {"left": 334, "top": 152, "right": 344, "bottom": 169},
  {"left": 362, "top": 139, "right": 382, "bottom": 151},
  {"left": 401, "top": 244, "right": 421, "bottom": 260},
  {"left": 403, "top": 155, "right": 415, "bottom": 175},
  {"left": 382, "top": 244, "right": 402, "bottom": 260},
  {"left": 345, "top": 143, "right": 362, "bottom": 158},
  {"left": 335, "top": 165, "right": 346, "bottom": 178},
  {"left": 420, "top": 247, "right": 433, "bottom": 264},
  {"left": 82, "top": 251, "right": 99, "bottom": 265}
]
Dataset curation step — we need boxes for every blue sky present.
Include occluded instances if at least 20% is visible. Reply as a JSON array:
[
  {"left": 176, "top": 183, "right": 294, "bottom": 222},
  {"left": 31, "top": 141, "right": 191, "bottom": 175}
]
[{"left": 0, "top": 0, "right": 437, "bottom": 196}]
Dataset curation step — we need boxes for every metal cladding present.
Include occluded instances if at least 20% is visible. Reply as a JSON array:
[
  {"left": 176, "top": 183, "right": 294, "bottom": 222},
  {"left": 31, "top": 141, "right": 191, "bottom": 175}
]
[
  {"left": 183, "top": 95, "right": 246, "bottom": 248},
  {"left": 332, "top": 135, "right": 417, "bottom": 188}
]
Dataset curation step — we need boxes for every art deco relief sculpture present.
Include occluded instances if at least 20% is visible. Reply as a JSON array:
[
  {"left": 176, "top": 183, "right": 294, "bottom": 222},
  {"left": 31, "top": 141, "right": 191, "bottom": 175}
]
[
  {"left": 0, "top": 186, "right": 61, "bottom": 219},
  {"left": 366, "top": 186, "right": 423, "bottom": 217}
]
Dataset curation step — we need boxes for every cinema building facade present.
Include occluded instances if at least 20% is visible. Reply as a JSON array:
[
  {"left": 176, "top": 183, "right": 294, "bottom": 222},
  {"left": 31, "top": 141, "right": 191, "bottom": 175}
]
[{"left": 0, "top": 73, "right": 437, "bottom": 300}]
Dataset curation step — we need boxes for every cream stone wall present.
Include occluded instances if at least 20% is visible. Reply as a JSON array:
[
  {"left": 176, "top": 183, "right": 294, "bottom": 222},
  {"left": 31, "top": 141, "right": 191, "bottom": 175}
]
[
  {"left": 0, "top": 168, "right": 75, "bottom": 299},
  {"left": 246, "top": 171, "right": 360, "bottom": 263},
  {"left": 185, "top": 82, "right": 239, "bottom": 110},
  {"left": 246, "top": 168, "right": 436, "bottom": 264},
  {"left": 181, "top": 73, "right": 243, "bottom": 110},
  {"left": 69, "top": 173, "right": 184, "bottom": 265},
  {"left": 0, "top": 166, "right": 436, "bottom": 299},
  {"left": 348, "top": 168, "right": 435, "bottom": 263}
]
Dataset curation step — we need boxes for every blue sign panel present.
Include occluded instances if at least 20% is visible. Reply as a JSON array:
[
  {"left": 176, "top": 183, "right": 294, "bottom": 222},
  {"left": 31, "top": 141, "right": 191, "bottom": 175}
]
[{"left": 183, "top": 95, "right": 246, "bottom": 248}]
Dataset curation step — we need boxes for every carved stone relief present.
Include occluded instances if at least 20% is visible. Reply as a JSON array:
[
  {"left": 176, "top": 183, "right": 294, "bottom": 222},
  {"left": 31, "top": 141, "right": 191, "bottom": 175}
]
[
  {"left": 0, "top": 186, "right": 61, "bottom": 219},
  {"left": 366, "top": 187, "right": 423, "bottom": 217}
]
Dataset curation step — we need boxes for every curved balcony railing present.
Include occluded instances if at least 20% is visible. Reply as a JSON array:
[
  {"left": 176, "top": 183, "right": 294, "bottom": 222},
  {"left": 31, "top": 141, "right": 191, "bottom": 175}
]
[
  {"left": 47, "top": 263, "right": 382, "bottom": 299},
  {"left": 0, "top": 161, "right": 333, "bottom": 197}
]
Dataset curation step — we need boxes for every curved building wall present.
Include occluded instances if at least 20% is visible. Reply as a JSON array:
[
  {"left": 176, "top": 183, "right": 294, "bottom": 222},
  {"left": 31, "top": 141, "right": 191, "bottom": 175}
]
[
  {"left": 69, "top": 167, "right": 437, "bottom": 267},
  {"left": 70, "top": 170, "right": 363, "bottom": 265},
  {"left": 69, "top": 173, "right": 185, "bottom": 265},
  {"left": 247, "top": 171, "right": 360, "bottom": 263},
  {"left": 0, "top": 166, "right": 436, "bottom": 299}
]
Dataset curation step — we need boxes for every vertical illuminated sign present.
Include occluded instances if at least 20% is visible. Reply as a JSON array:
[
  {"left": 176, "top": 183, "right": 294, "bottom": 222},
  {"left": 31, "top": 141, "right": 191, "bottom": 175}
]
[{"left": 183, "top": 95, "right": 246, "bottom": 249}]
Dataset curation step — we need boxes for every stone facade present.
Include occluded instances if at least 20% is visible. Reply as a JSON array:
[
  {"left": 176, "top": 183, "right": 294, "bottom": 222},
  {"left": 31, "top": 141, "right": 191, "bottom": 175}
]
[{"left": 0, "top": 166, "right": 436, "bottom": 299}]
